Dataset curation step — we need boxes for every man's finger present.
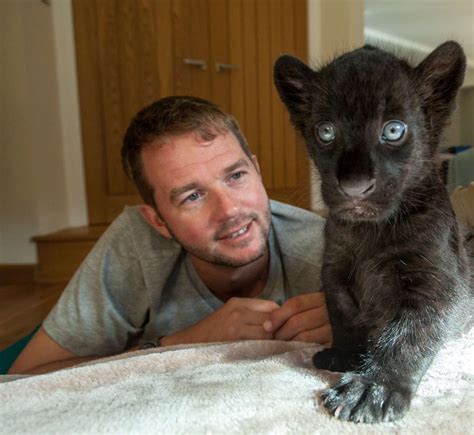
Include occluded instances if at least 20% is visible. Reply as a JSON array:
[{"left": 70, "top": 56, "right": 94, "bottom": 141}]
[
  {"left": 240, "top": 324, "right": 274, "bottom": 340},
  {"left": 264, "top": 292, "right": 325, "bottom": 332},
  {"left": 229, "top": 297, "right": 280, "bottom": 313},
  {"left": 273, "top": 305, "right": 329, "bottom": 340},
  {"left": 292, "top": 323, "right": 333, "bottom": 345},
  {"left": 240, "top": 310, "right": 273, "bottom": 326}
]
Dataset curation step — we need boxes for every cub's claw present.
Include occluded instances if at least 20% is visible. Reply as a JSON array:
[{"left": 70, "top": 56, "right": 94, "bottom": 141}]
[{"left": 320, "top": 373, "right": 411, "bottom": 423}]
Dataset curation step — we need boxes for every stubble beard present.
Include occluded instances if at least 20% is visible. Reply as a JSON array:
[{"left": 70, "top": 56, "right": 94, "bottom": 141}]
[{"left": 165, "top": 206, "right": 271, "bottom": 268}]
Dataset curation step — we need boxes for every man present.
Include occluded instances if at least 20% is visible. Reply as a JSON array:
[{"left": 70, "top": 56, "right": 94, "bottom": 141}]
[{"left": 9, "top": 96, "right": 331, "bottom": 375}]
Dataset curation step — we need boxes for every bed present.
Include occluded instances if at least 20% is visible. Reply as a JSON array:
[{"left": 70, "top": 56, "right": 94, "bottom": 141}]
[{"left": 0, "top": 325, "right": 473, "bottom": 434}]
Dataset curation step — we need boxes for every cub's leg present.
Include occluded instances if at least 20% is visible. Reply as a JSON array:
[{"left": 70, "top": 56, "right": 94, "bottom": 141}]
[
  {"left": 320, "top": 264, "right": 453, "bottom": 423},
  {"left": 313, "top": 263, "right": 368, "bottom": 373}
]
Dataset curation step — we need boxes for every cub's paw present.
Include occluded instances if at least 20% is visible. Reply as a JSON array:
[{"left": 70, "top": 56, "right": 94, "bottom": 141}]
[
  {"left": 313, "top": 348, "right": 360, "bottom": 372},
  {"left": 321, "top": 373, "right": 411, "bottom": 423}
]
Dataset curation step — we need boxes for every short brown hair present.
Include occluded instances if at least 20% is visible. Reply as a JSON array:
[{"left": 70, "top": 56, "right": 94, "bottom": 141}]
[{"left": 121, "top": 96, "right": 253, "bottom": 208}]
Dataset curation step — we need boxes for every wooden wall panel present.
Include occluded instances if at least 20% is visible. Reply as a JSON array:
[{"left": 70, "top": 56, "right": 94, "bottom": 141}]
[
  {"left": 73, "top": 0, "right": 108, "bottom": 223},
  {"left": 74, "top": 0, "right": 174, "bottom": 224},
  {"left": 228, "top": 0, "right": 245, "bottom": 135},
  {"left": 96, "top": 0, "right": 125, "bottom": 195},
  {"left": 154, "top": 0, "right": 174, "bottom": 98},
  {"left": 136, "top": 0, "right": 158, "bottom": 108},
  {"left": 172, "top": 0, "right": 192, "bottom": 96},
  {"left": 293, "top": 0, "right": 310, "bottom": 207},
  {"left": 173, "top": 0, "right": 212, "bottom": 100},
  {"left": 209, "top": 0, "right": 230, "bottom": 110},
  {"left": 270, "top": 0, "right": 286, "bottom": 189},
  {"left": 256, "top": 0, "right": 273, "bottom": 189},
  {"left": 281, "top": 0, "right": 297, "bottom": 188},
  {"left": 241, "top": 0, "right": 259, "bottom": 159},
  {"left": 118, "top": 0, "right": 139, "bottom": 121}
]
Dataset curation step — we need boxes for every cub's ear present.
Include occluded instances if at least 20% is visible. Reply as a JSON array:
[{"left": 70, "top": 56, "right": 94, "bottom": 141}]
[
  {"left": 415, "top": 41, "right": 466, "bottom": 125},
  {"left": 274, "top": 55, "right": 315, "bottom": 132}
]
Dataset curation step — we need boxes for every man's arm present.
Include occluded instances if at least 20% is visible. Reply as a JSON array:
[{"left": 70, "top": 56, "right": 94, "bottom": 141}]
[
  {"left": 8, "top": 327, "right": 102, "bottom": 375},
  {"left": 9, "top": 298, "right": 280, "bottom": 375},
  {"left": 161, "top": 297, "right": 279, "bottom": 346}
]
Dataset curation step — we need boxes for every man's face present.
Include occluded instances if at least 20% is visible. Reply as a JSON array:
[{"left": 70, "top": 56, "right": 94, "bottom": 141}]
[{"left": 140, "top": 131, "right": 271, "bottom": 268}]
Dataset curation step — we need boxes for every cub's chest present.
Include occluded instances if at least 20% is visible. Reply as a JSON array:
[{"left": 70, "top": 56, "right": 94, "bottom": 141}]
[{"left": 324, "top": 231, "right": 402, "bottom": 300}]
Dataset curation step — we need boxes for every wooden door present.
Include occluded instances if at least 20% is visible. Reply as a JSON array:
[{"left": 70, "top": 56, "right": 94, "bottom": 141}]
[{"left": 74, "top": 0, "right": 309, "bottom": 225}]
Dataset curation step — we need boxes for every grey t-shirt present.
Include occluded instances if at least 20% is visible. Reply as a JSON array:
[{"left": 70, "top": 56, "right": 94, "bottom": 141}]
[{"left": 43, "top": 200, "right": 325, "bottom": 356}]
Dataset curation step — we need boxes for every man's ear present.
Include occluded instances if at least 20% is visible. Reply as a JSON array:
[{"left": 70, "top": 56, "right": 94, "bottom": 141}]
[{"left": 139, "top": 204, "right": 172, "bottom": 239}]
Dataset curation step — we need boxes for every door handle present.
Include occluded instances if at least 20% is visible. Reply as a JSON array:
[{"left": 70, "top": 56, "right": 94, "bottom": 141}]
[
  {"left": 215, "top": 63, "right": 240, "bottom": 72},
  {"left": 183, "top": 58, "right": 207, "bottom": 70}
]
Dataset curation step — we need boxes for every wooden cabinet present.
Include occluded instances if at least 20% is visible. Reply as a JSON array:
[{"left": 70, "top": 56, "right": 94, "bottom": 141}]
[{"left": 73, "top": 0, "right": 309, "bottom": 224}]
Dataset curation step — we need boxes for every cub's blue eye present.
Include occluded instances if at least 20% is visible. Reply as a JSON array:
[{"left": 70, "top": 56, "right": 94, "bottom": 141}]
[
  {"left": 315, "top": 122, "right": 336, "bottom": 144},
  {"left": 381, "top": 120, "right": 407, "bottom": 142}
]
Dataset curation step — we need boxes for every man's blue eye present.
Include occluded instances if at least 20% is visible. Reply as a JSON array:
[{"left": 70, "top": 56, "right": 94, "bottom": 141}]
[
  {"left": 230, "top": 172, "right": 243, "bottom": 180},
  {"left": 185, "top": 192, "right": 200, "bottom": 203}
]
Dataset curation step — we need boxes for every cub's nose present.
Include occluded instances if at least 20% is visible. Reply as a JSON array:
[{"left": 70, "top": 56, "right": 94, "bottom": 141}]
[{"left": 339, "top": 178, "right": 376, "bottom": 199}]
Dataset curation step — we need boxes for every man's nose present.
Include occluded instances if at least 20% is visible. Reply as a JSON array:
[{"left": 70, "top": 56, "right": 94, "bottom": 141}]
[{"left": 213, "top": 189, "right": 239, "bottom": 220}]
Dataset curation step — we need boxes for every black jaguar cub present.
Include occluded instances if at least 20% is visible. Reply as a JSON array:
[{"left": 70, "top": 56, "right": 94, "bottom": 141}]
[{"left": 274, "top": 41, "right": 471, "bottom": 423}]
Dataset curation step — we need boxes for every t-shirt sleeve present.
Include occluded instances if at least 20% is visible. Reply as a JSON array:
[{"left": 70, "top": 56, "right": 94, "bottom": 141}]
[
  {"left": 270, "top": 200, "right": 325, "bottom": 297},
  {"left": 43, "top": 210, "right": 151, "bottom": 357}
]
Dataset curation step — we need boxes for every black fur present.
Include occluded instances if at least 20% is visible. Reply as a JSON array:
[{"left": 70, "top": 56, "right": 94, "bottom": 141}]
[{"left": 274, "top": 41, "right": 472, "bottom": 423}]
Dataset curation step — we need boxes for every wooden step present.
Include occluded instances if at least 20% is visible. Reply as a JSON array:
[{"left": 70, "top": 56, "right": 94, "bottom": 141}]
[
  {"left": 32, "top": 225, "right": 107, "bottom": 285},
  {"left": 0, "top": 264, "right": 35, "bottom": 285}
]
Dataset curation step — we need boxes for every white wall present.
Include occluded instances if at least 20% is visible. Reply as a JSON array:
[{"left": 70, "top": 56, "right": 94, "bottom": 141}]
[
  {"left": 460, "top": 87, "right": 474, "bottom": 145},
  {"left": 0, "top": 0, "right": 87, "bottom": 264},
  {"left": 51, "top": 0, "right": 88, "bottom": 229}
]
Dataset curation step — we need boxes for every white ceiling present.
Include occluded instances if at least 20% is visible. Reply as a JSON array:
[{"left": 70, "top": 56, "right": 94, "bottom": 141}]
[{"left": 364, "top": 0, "right": 474, "bottom": 86}]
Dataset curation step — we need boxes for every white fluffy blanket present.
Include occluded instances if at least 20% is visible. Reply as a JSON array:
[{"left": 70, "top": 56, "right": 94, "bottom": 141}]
[{"left": 1, "top": 329, "right": 473, "bottom": 434}]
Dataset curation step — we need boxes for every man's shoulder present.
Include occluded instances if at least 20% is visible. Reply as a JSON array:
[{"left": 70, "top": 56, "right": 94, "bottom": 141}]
[
  {"left": 270, "top": 200, "right": 325, "bottom": 264},
  {"left": 270, "top": 200, "right": 326, "bottom": 231},
  {"left": 99, "top": 205, "right": 180, "bottom": 256}
]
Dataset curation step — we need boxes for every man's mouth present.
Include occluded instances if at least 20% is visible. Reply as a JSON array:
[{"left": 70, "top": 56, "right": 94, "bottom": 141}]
[{"left": 220, "top": 222, "right": 251, "bottom": 239}]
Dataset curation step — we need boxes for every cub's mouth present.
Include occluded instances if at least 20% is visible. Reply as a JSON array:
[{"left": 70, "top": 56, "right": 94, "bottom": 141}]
[{"left": 330, "top": 198, "right": 391, "bottom": 223}]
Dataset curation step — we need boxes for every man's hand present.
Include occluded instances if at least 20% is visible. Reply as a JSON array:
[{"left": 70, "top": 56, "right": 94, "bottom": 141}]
[
  {"left": 161, "top": 297, "right": 279, "bottom": 346},
  {"left": 263, "top": 293, "right": 332, "bottom": 345}
]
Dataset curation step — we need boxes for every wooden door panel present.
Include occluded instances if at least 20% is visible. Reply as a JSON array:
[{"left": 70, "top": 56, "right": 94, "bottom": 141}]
[
  {"left": 96, "top": 0, "right": 125, "bottom": 195},
  {"left": 74, "top": 0, "right": 174, "bottom": 223},
  {"left": 209, "top": 0, "right": 230, "bottom": 110},
  {"left": 254, "top": 0, "right": 274, "bottom": 189},
  {"left": 99, "top": 0, "right": 165, "bottom": 196},
  {"left": 281, "top": 0, "right": 297, "bottom": 189},
  {"left": 236, "top": 0, "right": 309, "bottom": 207},
  {"left": 269, "top": 0, "right": 286, "bottom": 190},
  {"left": 240, "top": 0, "right": 260, "bottom": 163},
  {"left": 173, "top": 0, "right": 212, "bottom": 100},
  {"left": 228, "top": 0, "right": 245, "bottom": 137}
]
